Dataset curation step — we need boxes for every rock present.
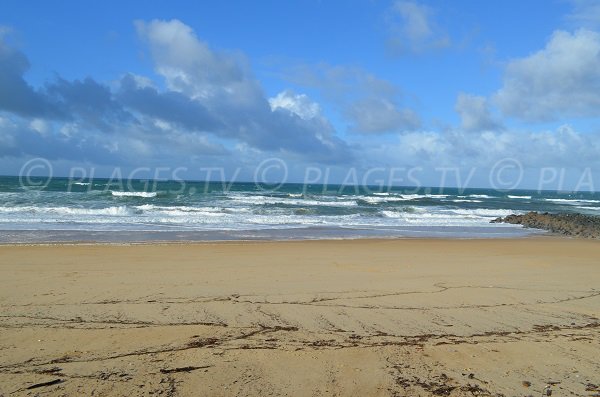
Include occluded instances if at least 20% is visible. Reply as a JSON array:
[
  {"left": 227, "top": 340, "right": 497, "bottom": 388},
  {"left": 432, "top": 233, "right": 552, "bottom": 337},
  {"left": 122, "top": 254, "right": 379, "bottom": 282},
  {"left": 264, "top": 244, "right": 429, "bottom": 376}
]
[{"left": 491, "top": 211, "right": 600, "bottom": 238}]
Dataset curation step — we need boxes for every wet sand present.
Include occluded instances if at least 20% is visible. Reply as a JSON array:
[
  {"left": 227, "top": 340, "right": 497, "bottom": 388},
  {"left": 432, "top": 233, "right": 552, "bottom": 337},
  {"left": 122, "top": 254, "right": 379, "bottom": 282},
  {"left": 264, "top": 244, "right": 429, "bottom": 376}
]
[{"left": 0, "top": 238, "right": 599, "bottom": 396}]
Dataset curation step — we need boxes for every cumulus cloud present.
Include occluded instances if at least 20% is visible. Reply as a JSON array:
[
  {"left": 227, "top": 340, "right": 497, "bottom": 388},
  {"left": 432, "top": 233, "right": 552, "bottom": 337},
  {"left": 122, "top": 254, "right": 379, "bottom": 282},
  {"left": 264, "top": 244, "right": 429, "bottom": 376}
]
[
  {"left": 0, "top": 38, "right": 62, "bottom": 118},
  {"left": 134, "top": 19, "right": 260, "bottom": 104},
  {"left": 288, "top": 64, "right": 397, "bottom": 100},
  {"left": 364, "top": 124, "right": 600, "bottom": 171},
  {"left": 3, "top": 17, "right": 600, "bottom": 180},
  {"left": 346, "top": 97, "right": 421, "bottom": 133},
  {"left": 0, "top": 112, "right": 228, "bottom": 165},
  {"left": 0, "top": 116, "right": 120, "bottom": 163},
  {"left": 0, "top": 21, "right": 352, "bottom": 165},
  {"left": 455, "top": 92, "right": 502, "bottom": 132},
  {"left": 118, "top": 74, "right": 221, "bottom": 133},
  {"left": 0, "top": 32, "right": 225, "bottom": 164},
  {"left": 287, "top": 63, "right": 421, "bottom": 134},
  {"left": 134, "top": 19, "right": 351, "bottom": 161},
  {"left": 0, "top": 32, "right": 136, "bottom": 131},
  {"left": 46, "top": 77, "right": 135, "bottom": 132},
  {"left": 387, "top": 0, "right": 451, "bottom": 55},
  {"left": 566, "top": 0, "right": 600, "bottom": 29},
  {"left": 494, "top": 29, "right": 600, "bottom": 122},
  {"left": 268, "top": 90, "right": 321, "bottom": 120}
]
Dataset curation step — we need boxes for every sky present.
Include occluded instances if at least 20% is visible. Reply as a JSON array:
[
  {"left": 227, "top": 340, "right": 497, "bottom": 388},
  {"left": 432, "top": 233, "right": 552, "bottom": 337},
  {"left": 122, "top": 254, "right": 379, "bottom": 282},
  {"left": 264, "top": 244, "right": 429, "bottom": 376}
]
[{"left": 1, "top": 0, "right": 600, "bottom": 190}]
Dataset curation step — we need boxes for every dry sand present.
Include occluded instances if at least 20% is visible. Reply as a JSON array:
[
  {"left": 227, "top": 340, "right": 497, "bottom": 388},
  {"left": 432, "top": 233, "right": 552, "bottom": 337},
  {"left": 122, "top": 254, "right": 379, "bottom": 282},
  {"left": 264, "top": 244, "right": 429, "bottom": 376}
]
[{"left": 0, "top": 238, "right": 599, "bottom": 396}]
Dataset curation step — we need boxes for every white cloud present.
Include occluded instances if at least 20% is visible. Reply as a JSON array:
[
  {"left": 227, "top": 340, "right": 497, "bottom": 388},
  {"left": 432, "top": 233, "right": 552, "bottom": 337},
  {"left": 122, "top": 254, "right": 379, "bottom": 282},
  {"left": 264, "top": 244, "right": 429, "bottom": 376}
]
[
  {"left": 126, "top": 73, "right": 155, "bottom": 89},
  {"left": 346, "top": 97, "right": 421, "bottom": 133},
  {"left": 363, "top": 124, "right": 600, "bottom": 170},
  {"left": 566, "top": 0, "right": 600, "bottom": 29},
  {"left": 132, "top": 19, "right": 352, "bottom": 162},
  {"left": 268, "top": 90, "right": 321, "bottom": 120},
  {"left": 455, "top": 92, "right": 502, "bottom": 132},
  {"left": 58, "top": 123, "right": 78, "bottom": 139},
  {"left": 0, "top": 34, "right": 63, "bottom": 119},
  {"left": 387, "top": 0, "right": 450, "bottom": 54},
  {"left": 134, "top": 19, "right": 259, "bottom": 104},
  {"left": 400, "top": 130, "right": 450, "bottom": 160},
  {"left": 3, "top": 18, "right": 600, "bottom": 179},
  {"left": 494, "top": 29, "right": 600, "bottom": 122},
  {"left": 0, "top": 116, "right": 17, "bottom": 153},
  {"left": 286, "top": 63, "right": 421, "bottom": 134},
  {"left": 1, "top": 20, "right": 356, "bottom": 166},
  {"left": 29, "top": 118, "right": 49, "bottom": 135},
  {"left": 395, "top": 1, "right": 432, "bottom": 42}
]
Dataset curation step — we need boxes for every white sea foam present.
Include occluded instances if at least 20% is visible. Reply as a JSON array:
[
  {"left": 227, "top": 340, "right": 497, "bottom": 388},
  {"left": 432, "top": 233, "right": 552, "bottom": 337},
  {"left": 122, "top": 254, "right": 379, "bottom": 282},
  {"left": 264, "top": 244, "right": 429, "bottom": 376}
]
[
  {"left": 468, "top": 194, "right": 493, "bottom": 199},
  {"left": 441, "top": 208, "right": 516, "bottom": 218},
  {"left": 0, "top": 183, "right": 545, "bottom": 237},
  {"left": 379, "top": 210, "right": 493, "bottom": 226},
  {"left": 223, "top": 207, "right": 253, "bottom": 214},
  {"left": 0, "top": 204, "right": 527, "bottom": 234},
  {"left": 227, "top": 194, "right": 357, "bottom": 207},
  {"left": 0, "top": 205, "right": 132, "bottom": 216},
  {"left": 138, "top": 205, "right": 226, "bottom": 217},
  {"left": 577, "top": 206, "right": 600, "bottom": 211},
  {"left": 544, "top": 198, "right": 573, "bottom": 203},
  {"left": 544, "top": 198, "right": 600, "bottom": 205},
  {"left": 136, "top": 204, "right": 221, "bottom": 212},
  {"left": 359, "top": 196, "right": 411, "bottom": 204},
  {"left": 111, "top": 191, "right": 157, "bottom": 198},
  {"left": 380, "top": 210, "right": 409, "bottom": 218},
  {"left": 380, "top": 207, "right": 427, "bottom": 218},
  {"left": 508, "top": 195, "right": 531, "bottom": 199},
  {"left": 400, "top": 194, "right": 449, "bottom": 200}
]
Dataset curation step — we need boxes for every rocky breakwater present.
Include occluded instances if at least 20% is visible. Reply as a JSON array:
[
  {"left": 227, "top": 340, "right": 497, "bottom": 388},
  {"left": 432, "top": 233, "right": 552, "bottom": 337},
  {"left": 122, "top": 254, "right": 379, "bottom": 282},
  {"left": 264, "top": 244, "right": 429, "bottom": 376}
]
[{"left": 491, "top": 211, "right": 600, "bottom": 238}]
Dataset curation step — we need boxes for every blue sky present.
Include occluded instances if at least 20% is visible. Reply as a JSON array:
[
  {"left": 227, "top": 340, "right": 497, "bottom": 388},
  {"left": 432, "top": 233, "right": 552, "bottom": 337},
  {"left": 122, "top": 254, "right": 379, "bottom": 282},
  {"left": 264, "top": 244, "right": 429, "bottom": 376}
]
[{"left": 1, "top": 0, "right": 600, "bottom": 189}]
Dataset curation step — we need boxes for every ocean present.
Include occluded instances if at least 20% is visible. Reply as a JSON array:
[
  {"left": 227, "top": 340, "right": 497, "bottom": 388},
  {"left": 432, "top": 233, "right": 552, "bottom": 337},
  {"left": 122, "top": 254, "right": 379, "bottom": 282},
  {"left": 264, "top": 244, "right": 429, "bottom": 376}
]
[{"left": 1, "top": 175, "right": 599, "bottom": 243}]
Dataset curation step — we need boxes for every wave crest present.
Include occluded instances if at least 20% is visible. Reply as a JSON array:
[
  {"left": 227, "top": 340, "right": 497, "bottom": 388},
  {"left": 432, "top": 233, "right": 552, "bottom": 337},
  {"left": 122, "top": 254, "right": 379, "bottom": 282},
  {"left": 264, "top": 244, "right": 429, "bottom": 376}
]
[{"left": 111, "top": 191, "right": 157, "bottom": 198}]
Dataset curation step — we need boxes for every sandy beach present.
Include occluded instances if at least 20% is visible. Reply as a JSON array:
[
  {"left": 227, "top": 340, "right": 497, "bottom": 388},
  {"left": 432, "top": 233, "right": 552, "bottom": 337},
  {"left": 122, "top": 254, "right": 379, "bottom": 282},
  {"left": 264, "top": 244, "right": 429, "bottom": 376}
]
[{"left": 1, "top": 238, "right": 599, "bottom": 396}]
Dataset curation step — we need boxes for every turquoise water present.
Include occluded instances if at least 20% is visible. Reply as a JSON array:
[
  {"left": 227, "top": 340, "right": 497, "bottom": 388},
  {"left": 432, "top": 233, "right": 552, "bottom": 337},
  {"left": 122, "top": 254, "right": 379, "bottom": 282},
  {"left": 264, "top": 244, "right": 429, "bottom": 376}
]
[{"left": 1, "top": 176, "right": 599, "bottom": 242}]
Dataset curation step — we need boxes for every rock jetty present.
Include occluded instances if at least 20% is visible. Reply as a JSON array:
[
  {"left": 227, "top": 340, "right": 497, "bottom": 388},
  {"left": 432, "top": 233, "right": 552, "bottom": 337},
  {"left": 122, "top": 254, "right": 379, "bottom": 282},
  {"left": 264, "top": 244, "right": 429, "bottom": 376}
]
[{"left": 491, "top": 211, "right": 600, "bottom": 238}]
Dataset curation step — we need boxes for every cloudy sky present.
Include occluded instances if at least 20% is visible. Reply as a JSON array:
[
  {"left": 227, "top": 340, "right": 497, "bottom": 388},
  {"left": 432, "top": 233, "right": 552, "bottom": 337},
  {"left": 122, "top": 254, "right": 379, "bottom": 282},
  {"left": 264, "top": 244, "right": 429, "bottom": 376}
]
[{"left": 1, "top": 0, "right": 600, "bottom": 189}]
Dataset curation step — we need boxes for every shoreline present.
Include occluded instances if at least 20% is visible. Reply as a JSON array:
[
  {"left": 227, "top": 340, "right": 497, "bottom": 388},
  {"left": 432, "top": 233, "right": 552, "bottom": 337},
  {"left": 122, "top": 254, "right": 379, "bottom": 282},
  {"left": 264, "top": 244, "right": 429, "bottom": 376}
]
[
  {"left": 0, "top": 223, "right": 541, "bottom": 245},
  {"left": 0, "top": 233, "right": 557, "bottom": 246},
  {"left": 1, "top": 238, "right": 599, "bottom": 396}
]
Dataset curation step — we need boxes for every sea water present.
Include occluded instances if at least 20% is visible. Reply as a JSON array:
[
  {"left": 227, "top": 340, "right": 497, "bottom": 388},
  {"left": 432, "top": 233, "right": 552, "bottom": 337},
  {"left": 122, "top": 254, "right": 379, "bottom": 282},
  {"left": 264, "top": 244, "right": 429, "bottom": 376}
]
[{"left": 1, "top": 176, "right": 599, "bottom": 243}]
